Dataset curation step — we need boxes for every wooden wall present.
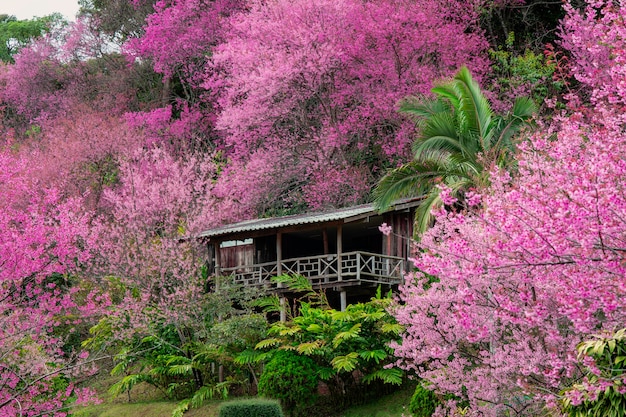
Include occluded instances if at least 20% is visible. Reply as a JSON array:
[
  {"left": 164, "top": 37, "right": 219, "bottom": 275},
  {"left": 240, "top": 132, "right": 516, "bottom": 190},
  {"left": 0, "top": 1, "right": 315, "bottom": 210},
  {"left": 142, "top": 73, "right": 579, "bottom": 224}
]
[
  {"left": 220, "top": 243, "right": 254, "bottom": 268},
  {"left": 382, "top": 211, "right": 413, "bottom": 260}
]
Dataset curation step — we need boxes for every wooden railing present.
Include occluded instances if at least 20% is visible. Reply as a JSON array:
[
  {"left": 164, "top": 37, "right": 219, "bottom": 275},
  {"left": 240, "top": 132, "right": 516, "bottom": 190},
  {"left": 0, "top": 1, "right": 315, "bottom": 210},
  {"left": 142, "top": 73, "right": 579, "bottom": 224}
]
[{"left": 220, "top": 251, "right": 404, "bottom": 288}]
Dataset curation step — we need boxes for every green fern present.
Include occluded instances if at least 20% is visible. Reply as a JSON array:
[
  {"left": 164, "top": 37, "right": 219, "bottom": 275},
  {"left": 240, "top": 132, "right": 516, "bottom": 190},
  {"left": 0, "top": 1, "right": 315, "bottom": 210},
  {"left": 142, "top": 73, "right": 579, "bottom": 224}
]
[
  {"left": 362, "top": 368, "right": 403, "bottom": 385},
  {"left": 108, "top": 373, "right": 153, "bottom": 397},
  {"left": 331, "top": 352, "right": 359, "bottom": 372}
]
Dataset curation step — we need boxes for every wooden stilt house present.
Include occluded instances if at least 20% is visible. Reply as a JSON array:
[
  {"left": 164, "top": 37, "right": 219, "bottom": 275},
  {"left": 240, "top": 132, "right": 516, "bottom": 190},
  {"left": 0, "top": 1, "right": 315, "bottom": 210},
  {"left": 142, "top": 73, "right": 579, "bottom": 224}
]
[{"left": 197, "top": 198, "right": 420, "bottom": 311}]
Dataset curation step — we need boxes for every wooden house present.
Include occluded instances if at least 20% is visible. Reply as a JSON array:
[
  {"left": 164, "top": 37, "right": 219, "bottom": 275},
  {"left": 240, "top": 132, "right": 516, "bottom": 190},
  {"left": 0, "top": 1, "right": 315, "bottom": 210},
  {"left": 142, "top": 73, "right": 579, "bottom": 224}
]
[{"left": 197, "top": 198, "right": 420, "bottom": 311}]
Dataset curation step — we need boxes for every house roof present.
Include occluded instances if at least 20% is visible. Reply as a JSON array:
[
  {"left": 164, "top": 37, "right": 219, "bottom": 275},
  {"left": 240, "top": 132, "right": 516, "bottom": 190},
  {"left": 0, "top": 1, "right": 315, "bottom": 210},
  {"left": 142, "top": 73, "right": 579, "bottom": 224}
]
[{"left": 196, "top": 197, "right": 421, "bottom": 240}]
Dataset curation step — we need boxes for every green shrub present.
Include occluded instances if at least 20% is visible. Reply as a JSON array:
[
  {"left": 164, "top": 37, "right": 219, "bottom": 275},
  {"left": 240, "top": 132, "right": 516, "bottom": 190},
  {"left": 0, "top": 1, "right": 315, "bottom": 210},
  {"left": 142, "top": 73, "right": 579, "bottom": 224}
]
[
  {"left": 218, "top": 398, "right": 284, "bottom": 417},
  {"left": 562, "top": 328, "right": 626, "bottom": 417},
  {"left": 409, "top": 383, "right": 438, "bottom": 417},
  {"left": 257, "top": 350, "right": 319, "bottom": 416}
]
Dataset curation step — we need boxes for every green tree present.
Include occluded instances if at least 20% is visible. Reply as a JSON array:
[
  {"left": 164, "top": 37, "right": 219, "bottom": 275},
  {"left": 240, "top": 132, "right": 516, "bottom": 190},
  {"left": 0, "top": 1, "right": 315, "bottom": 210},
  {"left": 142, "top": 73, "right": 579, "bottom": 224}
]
[
  {"left": 374, "top": 66, "right": 535, "bottom": 233},
  {"left": 256, "top": 276, "right": 404, "bottom": 409},
  {"left": 0, "top": 14, "right": 60, "bottom": 63},
  {"left": 78, "top": 0, "right": 155, "bottom": 41},
  {"left": 257, "top": 350, "right": 319, "bottom": 417},
  {"left": 85, "top": 276, "right": 268, "bottom": 417}
]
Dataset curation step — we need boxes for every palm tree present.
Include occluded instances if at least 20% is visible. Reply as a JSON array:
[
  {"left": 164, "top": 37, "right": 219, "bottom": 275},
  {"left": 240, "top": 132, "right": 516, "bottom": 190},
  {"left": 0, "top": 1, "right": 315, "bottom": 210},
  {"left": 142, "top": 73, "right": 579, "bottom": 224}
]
[{"left": 374, "top": 66, "right": 536, "bottom": 233}]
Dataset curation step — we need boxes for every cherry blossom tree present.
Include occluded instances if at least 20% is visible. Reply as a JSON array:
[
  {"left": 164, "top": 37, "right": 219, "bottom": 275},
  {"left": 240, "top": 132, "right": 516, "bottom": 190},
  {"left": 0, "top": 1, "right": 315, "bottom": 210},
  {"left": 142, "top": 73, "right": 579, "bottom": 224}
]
[
  {"left": 209, "top": 0, "right": 491, "bottom": 210},
  {"left": 0, "top": 151, "right": 102, "bottom": 417},
  {"left": 88, "top": 147, "right": 228, "bottom": 343},
  {"left": 19, "top": 109, "right": 143, "bottom": 212},
  {"left": 0, "top": 17, "right": 161, "bottom": 134},
  {"left": 393, "top": 104, "right": 626, "bottom": 416},
  {"left": 392, "top": 2, "right": 626, "bottom": 412},
  {"left": 559, "top": 0, "right": 626, "bottom": 108},
  {"left": 125, "top": 0, "right": 243, "bottom": 82},
  {"left": 121, "top": 0, "right": 245, "bottom": 156}
]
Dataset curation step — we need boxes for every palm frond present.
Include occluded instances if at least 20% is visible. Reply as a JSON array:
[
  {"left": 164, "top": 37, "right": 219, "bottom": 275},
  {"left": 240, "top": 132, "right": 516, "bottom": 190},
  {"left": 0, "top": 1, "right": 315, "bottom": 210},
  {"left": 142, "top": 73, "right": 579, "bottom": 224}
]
[
  {"left": 512, "top": 96, "right": 537, "bottom": 120},
  {"left": 415, "top": 190, "right": 442, "bottom": 234},
  {"left": 374, "top": 161, "right": 448, "bottom": 210},
  {"left": 418, "top": 110, "right": 459, "bottom": 142},
  {"left": 413, "top": 135, "right": 463, "bottom": 161},
  {"left": 447, "top": 158, "right": 483, "bottom": 179},
  {"left": 399, "top": 95, "right": 448, "bottom": 120},
  {"left": 378, "top": 66, "right": 536, "bottom": 236},
  {"left": 491, "top": 96, "right": 536, "bottom": 157},
  {"left": 431, "top": 81, "right": 461, "bottom": 110},
  {"left": 453, "top": 66, "right": 493, "bottom": 141}
]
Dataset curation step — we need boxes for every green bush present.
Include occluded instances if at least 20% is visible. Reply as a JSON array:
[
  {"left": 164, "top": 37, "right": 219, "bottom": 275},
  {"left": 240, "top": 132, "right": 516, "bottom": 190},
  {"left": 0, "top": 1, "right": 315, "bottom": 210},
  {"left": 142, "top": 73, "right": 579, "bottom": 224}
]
[
  {"left": 409, "top": 383, "right": 438, "bottom": 417},
  {"left": 562, "top": 328, "right": 626, "bottom": 417},
  {"left": 258, "top": 350, "right": 319, "bottom": 416},
  {"left": 218, "top": 398, "right": 284, "bottom": 417}
]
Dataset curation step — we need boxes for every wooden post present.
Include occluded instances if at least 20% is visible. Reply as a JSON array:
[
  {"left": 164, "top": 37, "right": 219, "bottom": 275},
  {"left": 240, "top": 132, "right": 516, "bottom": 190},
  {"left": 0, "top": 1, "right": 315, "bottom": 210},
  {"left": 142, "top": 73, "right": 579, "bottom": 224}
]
[
  {"left": 214, "top": 240, "right": 222, "bottom": 284},
  {"left": 405, "top": 215, "right": 411, "bottom": 275},
  {"left": 322, "top": 228, "right": 329, "bottom": 254},
  {"left": 337, "top": 224, "right": 343, "bottom": 282},
  {"left": 276, "top": 232, "right": 283, "bottom": 275},
  {"left": 280, "top": 297, "right": 287, "bottom": 322},
  {"left": 276, "top": 232, "right": 286, "bottom": 322},
  {"left": 337, "top": 224, "right": 345, "bottom": 311},
  {"left": 206, "top": 242, "right": 215, "bottom": 275},
  {"left": 214, "top": 239, "right": 224, "bottom": 382}
]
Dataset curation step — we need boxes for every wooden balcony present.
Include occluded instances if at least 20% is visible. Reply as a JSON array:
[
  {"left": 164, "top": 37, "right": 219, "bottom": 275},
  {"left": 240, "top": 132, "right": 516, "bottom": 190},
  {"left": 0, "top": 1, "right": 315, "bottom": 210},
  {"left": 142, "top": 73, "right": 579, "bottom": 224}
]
[{"left": 219, "top": 251, "right": 405, "bottom": 289}]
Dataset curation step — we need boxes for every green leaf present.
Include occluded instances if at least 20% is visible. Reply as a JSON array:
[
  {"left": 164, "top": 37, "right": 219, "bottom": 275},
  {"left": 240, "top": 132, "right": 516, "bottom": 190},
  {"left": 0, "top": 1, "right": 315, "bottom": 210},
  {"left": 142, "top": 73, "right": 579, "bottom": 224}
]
[
  {"left": 317, "top": 366, "right": 335, "bottom": 380},
  {"left": 381, "top": 323, "right": 404, "bottom": 335},
  {"left": 331, "top": 352, "right": 359, "bottom": 372},
  {"left": 253, "top": 295, "right": 282, "bottom": 313},
  {"left": 279, "top": 325, "right": 302, "bottom": 336},
  {"left": 297, "top": 341, "right": 323, "bottom": 355},
  {"left": 166, "top": 364, "right": 193, "bottom": 376},
  {"left": 359, "top": 349, "right": 388, "bottom": 363},
  {"left": 234, "top": 349, "right": 264, "bottom": 365},
  {"left": 110, "top": 360, "right": 128, "bottom": 376},
  {"left": 171, "top": 399, "right": 190, "bottom": 417},
  {"left": 307, "top": 323, "right": 323, "bottom": 333},
  {"left": 165, "top": 355, "right": 191, "bottom": 366},
  {"left": 331, "top": 310, "right": 355, "bottom": 321},
  {"left": 190, "top": 385, "right": 218, "bottom": 407},
  {"left": 362, "top": 367, "right": 404, "bottom": 385},
  {"left": 108, "top": 374, "right": 152, "bottom": 397},
  {"left": 333, "top": 323, "right": 362, "bottom": 348},
  {"left": 255, "top": 338, "right": 281, "bottom": 350}
]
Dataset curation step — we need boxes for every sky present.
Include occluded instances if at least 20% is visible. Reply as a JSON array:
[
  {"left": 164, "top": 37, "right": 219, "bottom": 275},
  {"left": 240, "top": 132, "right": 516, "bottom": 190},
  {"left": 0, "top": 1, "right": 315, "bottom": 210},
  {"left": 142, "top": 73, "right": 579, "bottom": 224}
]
[{"left": 1, "top": 0, "right": 80, "bottom": 21}]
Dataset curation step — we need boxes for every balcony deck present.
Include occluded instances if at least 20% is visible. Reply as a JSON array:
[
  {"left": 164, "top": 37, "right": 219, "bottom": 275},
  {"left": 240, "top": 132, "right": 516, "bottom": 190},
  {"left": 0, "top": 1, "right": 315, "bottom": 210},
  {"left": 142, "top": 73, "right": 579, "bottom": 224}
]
[{"left": 220, "top": 251, "right": 404, "bottom": 289}]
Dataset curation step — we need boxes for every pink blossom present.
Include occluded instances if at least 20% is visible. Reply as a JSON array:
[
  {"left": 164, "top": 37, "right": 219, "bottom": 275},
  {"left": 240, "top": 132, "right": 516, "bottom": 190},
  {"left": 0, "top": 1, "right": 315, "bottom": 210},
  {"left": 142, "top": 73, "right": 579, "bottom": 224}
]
[
  {"left": 378, "top": 223, "right": 393, "bottom": 236},
  {"left": 393, "top": 98, "right": 626, "bottom": 414}
]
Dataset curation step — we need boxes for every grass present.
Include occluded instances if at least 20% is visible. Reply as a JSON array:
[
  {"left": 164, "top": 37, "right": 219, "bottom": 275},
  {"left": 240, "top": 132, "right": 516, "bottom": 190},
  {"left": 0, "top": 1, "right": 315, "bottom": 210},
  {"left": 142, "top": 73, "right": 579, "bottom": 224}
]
[
  {"left": 338, "top": 386, "right": 413, "bottom": 417},
  {"left": 73, "top": 383, "right": 414, "bottom": 417},
  {"left": 74, "top": 401, "right": 225, "bottom": 417},
  {"left": 75, "top": 402, "right": 182, "bottom": 417}
]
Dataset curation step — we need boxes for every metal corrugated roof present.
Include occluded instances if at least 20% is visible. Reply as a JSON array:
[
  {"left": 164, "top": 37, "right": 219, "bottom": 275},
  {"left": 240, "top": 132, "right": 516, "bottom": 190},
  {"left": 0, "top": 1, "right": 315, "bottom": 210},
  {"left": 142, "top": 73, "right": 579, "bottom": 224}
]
[{"left": 196, "top": 197, "right": 421, "bottom": 240}]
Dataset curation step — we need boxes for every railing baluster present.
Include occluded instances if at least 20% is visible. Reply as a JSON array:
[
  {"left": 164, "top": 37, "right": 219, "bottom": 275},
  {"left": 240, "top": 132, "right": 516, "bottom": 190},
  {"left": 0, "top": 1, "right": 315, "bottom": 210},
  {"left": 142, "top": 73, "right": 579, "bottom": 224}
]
[{"left": 218, "top": 252, "right": 404, "bottom": 288}]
